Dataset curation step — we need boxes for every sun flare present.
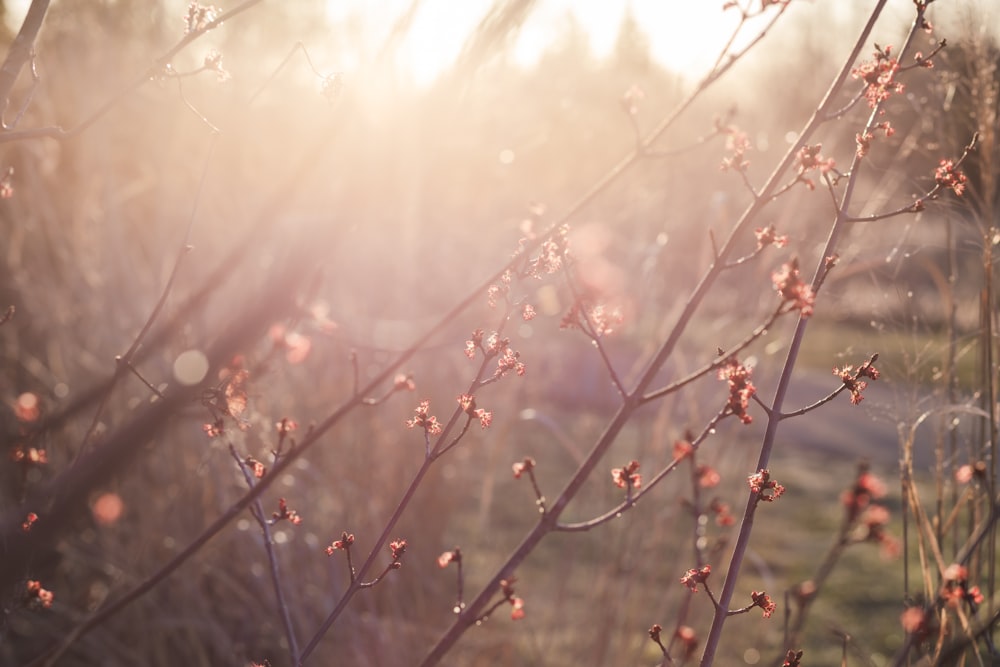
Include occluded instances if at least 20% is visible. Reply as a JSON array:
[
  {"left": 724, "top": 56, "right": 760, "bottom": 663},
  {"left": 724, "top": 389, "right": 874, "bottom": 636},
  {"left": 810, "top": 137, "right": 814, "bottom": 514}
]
[{"left": 325, "top": 0, "right": 749, "bottom": 86}]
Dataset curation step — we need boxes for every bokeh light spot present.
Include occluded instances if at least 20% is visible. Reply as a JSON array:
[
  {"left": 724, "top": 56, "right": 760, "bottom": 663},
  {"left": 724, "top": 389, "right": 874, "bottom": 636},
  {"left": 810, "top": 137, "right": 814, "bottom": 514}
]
[
  {"left": 92, "top": 492, "right": 124, "bottom": 526},
  {"left": 173, "top": 350, "right": 209, "bottom": 386},
  {"left": 15, "top": 392, "right": 40, "bottom": 422}
]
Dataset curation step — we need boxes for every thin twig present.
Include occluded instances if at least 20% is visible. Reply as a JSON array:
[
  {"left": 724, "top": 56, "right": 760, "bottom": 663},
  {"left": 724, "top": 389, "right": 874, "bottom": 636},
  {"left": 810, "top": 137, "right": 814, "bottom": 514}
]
[
  {"left": 555, "top": 410, "right": 726, "bottom": 532},
  {"left": 641, "top": 305, "right": 783, "bottom": 404},
  {"left": 73, "top": 135, "right": 217, "bottom": 464},
  {"left": 699, "top": 3, "right": 897, "bottom": 664},
  {"left": 230, "top": 445, "right": 301, "bottom": 664},
  {"left": 0, "top": 0, "right": 50, "bottom": 123},
  {"left": 0, "top": 0, "right": 266, "bottom": 144}
]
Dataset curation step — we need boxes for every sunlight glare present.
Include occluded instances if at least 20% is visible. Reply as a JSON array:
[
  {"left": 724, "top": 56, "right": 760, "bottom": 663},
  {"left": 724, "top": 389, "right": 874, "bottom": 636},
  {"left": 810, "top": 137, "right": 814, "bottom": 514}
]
[{"left": 325, "top": 0, "right": 751, "bottom": 86}]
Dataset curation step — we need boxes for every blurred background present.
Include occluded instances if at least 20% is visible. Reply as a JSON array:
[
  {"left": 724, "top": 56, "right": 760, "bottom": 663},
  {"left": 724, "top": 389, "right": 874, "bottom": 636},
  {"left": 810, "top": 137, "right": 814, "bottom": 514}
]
[{"left": 1, "top": 1, "right": 999, "bottom": 665}]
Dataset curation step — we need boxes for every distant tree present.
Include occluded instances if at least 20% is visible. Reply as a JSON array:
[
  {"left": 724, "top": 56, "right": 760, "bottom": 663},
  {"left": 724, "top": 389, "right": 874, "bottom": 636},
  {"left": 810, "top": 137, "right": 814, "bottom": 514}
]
[{"left": 613, "top": 8, "right": 651, "bottom": 74}]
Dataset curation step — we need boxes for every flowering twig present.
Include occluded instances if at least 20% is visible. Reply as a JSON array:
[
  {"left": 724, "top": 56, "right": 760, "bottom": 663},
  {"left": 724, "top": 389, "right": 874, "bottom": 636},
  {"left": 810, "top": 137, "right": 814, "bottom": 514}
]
[
  {"left": 561, "top": 273, "right": 626, "bottom": 396},
  {"left": 230, "top": 444, "right": 300, "bottom": 664},
  {"left": 0, "top": 0, "right": 265, "bottom": 144},
  {"left": 701, "top": 3, "right": 903, "bottom": 664},
  {"left": 474, "top": 578, "right": 525, "bottom": 623},
  {"left": 247, "top": 41, "right": 341, "bottom": 106},
  {"left": 437, "top": 548, "right": 465, "bottom": 614},
  {"left": 73, "top": 136, "right": 216, "bottom": 464},
  {"left": 780, "top": 463, "right": 895, "bottom": 657},
  {"left": 641, "top": 304, "right": 784, "bottom": 404},
  {"left": 554, "top": 409, "right": 728, "bottom": 533},
  {"left": 0, "top": 0, "right": 48, "bottom": 127},
  {"left": 359, "top": 539, "right": 407, "bottom": 588},
  {"left": 778, "top": 353, "right": 880, "bottom": 418},
  {"left": 845, "top": 133, "right": 978, "bottom": 222},
  {"left": 163, "top": 71, "right": 222, "bottom": 132},
  {"left": 325, "top": 531, "right": 357, "bottom": 582},
  {"left": 424, "top": 11, "right": 890, "bottom": 667},
  {"left": 628, "top": 108, "right": 736, "bottom": 160},
  {"left": 362, "top": 372, "right": 416, "bottom": 406},
  {"left": 512, "top": 457, "right": 546, "bottom": 514}
]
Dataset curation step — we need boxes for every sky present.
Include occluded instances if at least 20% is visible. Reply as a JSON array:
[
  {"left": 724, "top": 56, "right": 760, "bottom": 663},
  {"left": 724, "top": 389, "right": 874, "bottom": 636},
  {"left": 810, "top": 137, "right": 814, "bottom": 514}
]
[
  {"left": 325, "top": 0, "right": 750, "bottom": 85},
  {"left": 320, "top": 0, "right": 1000, "bottom": 87},
  {"left": 4, "top": 0, "right": 996, "bottom": 86}
]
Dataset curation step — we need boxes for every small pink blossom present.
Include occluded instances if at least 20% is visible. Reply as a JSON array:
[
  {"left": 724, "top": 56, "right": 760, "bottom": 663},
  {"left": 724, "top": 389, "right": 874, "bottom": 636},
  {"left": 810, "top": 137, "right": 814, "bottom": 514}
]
[
  {"left": 457, "top": 394, "right": 492, "bottom": 429},
  {"left": 25, "top": 580, "right": 53, "bottom": 609},
  {"left": 748, "top": 469, "right": 785, "bottom": 502},
  {"left": 389, "top": 538, "right": 407, "bottom": 561},
  {"left": 611, "top": 460, "right": 642, "bottom": 490},
  {"left": 794, "top": 144, "right": 835, "bottom": 190},
  {"left": 438, "top": 548, "right": 461, "bottom": 568},
  {"left": 512, "top": 457, "right": 535, "bottom": 479},
  {"left": 680, "top": 565, "right": 711, "bottom": 592},
  {"left": 772, "top": 259, "right": 815, "bottom": 317},
  {"left": 622, "top": 84, "right": 645, "bottom": 115},
  {"left": 272, "top": 497, "right": 302, "bottom": 525},
  {"left": 751, "top": 590, "right": 777, "bottom": 618},
  {"left": 935, "top": 159, "right": 967, "bottom": 196},
  {"left": 325, "top": 531, "right": 354, "bottom": 555},
  {"left": 851, "top": 45, "right": 903, "bottom": 107},
  {"left": 718, "top": 357, "right": 756, "bottom": 424},
  {"left": 406, "top": 400, "right": 442, "bottom": 435},
  {"left": 754, "top": 225, "right": 788, "bottom": 250},
  {"left": 697, "top": 465, "right": 721, "bottom": 488},
  {"left": 393, "top": 374, "right": 416, "bottom": 392}
]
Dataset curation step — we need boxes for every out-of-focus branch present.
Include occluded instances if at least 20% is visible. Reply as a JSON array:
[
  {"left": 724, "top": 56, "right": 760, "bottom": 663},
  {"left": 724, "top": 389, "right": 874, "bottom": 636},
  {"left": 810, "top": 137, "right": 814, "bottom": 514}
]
[
  {"left": 0, "top": 0, "right": 265, "bottom": 144},
  {"left": 0, "top": 0, "right": 49, "bottom": 122}
]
